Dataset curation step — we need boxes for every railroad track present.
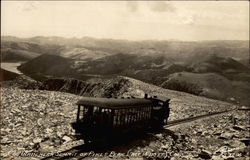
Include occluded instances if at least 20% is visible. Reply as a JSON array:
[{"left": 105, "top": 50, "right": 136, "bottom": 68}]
[
  {"left": 164, "top": 108, "right": 236, "bottom": 128},
  {"left": 41, "top": 108, "right": 237, "bottom": 160}
]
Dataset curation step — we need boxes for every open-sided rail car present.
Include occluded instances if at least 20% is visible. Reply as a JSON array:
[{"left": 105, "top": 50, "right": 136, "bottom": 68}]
[{"left": 72, "top": 94, "right": 170, "bottom": 143}]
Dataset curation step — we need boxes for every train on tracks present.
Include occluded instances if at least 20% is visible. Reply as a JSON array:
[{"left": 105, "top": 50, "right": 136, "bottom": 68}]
[{"left": 72, "top": 94, "right": 170, "bottom": 143}]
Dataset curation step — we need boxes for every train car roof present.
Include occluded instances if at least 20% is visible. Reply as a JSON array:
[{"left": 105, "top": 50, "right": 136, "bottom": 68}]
[{"left": 76, "top": 97, "right": 154, "bottom": 109}]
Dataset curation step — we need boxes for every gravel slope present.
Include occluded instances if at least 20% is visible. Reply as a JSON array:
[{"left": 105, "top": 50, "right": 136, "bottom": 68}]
[
  {"left": 1, "top": 88, "right": 81, "bottom": 158},
  {"left": 122, "top": 76, "right": 238, "bottom": 121}
]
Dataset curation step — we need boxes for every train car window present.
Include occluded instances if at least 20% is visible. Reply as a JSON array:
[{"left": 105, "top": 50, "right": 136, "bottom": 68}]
[
  {"left": 133, "top": 108, "right": 136, "bottom": 122},
  {"left": 118, "top": 109, "right": 121, "bottom": 126},
  {"left": 132, "top": 108, "right": 135, "bottom": 123},
  {"left": 142, "top": 107, "right": 145, "bottom": 120},
  {"left": 120, "top": 109, "right": 123, "bottom": 126},
  {"left": 130, "top": 108, "right": 134, "bottom": 124},
  {"left": 136, "top": 108, "right": 140, "bottom": 121},
  {"left": 141, "top": 107, "right": 144, "bottom": 120},
  {"left": 79, "top": 106, "right": 88, "bottom": 120},
  {"left": 117, "top": 110, "right": 120, "bottom": 126},
  {"left": 117, "top": 109, "right": 120, "bottom": 126},
  {"left": 123, "top": 109, "right": 127, "bottom": 125},
  {"left": 137, "top": 107, "right": 140, "bottom": 121},
  {"left": 148, "top": 107, "right": 151, "bottom": 119},
  {"left": 119, "top": 110, "right": 122, "bottom": 126},
  {"left": 135, "top": 108, "right": 138, "bottom": 122},
  {"left": 125, "top": 109, "right": 128, "bottom": 124},
  {"left": 142, "top": 108, "right": 144, "bottom": 120},
  {"left": 132, "top": 108, "right": 136, "bottom": 123},
  {"left": 81, "top": 106, "right": 85, "bottom": 120},
  {"left": 147, "top": 107, "right": 150, "bottom": 118},
  {"left": 142, "top": 107, "right": 144, "bottom": 120},
  {"left": 140, "top": 107, "right": 143, "bottom": 120},
  {"left": 125, "top": 109, "right": 129, "bottom": 124},
  {"left": 77, "top": 105, "right": 82, "bottom": 121},
  {"left": 143, "top": 107, "right": 146, "bottom": 120},
  {"left": 121, "top": 109, "right": 125, "bottom": 125},
  {"left": 129, "top": 108, "right": 132, "bottom": 123},
  {"left": 138, "top": 107, "right": 141, "bottom": 121},
  {"left": 113, "top": 110, "right": 117, "bottom": 126},
  {"left": 121, "top": 109, "right": 124, "bottom": 125},
  {"left": 116, "top": 110, "right": 119, "bottom": 126},
  {"left": 115, "top": 109, "right": 118, "bottom": 127},
  {"left": 144, "top": 107, "right": 146, "bottom": 120},
  {"left": 143, "top": 108, "right": 146, "bottom": 120},
  {"left": 128, "top": 108, "right": 131, "bottom": 124},
  {"left": 138, "top": 108, "right": 140, "bottom": 120}
]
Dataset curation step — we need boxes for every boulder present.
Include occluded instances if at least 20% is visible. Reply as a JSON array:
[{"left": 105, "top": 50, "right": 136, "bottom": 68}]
[
  {"left": 219, "top": 132, "right": 233, "bottom": 140},
  {"left": 240, "top": 139, "right": 250, "bottom": 146},
  {"left": 233, "top": 125, "right": 245, "bottom": 131},
  {"left": 230, "top": 97, "right": 236, "bottom": 101},
  {"left": 62, "top": 136, "right": 72, "bottom": 143},
  {"left": 198, "top": 150, "right": 212, "bottom": 159},
  {"left": 33, "top": 138, "right": 42, "bottom": 144}
]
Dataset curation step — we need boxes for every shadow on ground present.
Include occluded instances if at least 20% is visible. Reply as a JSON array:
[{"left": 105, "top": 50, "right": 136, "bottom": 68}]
[{"left": 42, "top": 129, "right": 177, "bottom": 160}]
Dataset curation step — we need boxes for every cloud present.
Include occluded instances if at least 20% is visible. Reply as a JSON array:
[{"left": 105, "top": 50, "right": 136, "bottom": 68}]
[
  {"left": 21, "top": 2, "right": 38, "bottom": 11},
  {"left": 126, "top": 1, "right": 138, "bottom": 12},
  {"left": 127, "top": 1, "right": 175, "bottom": 13},
  {"left": 149, "top": 2, "right": 175, "bottom": 12},
  {"left": 182, "top": 15, "right": 195, "bottom": 25}
]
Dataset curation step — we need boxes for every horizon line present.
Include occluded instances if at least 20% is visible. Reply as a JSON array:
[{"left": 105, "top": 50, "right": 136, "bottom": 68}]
[{"left": 1, "top": 35, "right": 249, "bottom": 42}]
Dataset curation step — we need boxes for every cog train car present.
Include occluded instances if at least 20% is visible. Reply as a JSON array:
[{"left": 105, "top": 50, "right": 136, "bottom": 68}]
[{"left": 72, "top": 94, "right": 170, "bottom": 143}]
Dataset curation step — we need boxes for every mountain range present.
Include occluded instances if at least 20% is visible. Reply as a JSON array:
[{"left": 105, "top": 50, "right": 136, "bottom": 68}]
[{"left": 1, "top": 36, "right": 249, "bottom": 106}]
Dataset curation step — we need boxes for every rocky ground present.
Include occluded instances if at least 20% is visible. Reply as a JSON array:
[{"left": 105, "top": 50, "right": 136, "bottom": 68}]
[
  {"left": 166, "top": 110, "right": 250, "bottom": 160},
  {"left": 76, "top": 110, "right": 249, "bottom": 160},
  {"left": 0, "top": 88, "right": 80, "bottom": 158},
  {"left": 0, "top": 78, "right": 248, "bottom": 159}
]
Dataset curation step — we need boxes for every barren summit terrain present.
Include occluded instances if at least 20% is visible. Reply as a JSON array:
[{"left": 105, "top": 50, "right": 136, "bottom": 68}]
[{"left": 1, "top": 76, "right": 249, "bottom": 159}]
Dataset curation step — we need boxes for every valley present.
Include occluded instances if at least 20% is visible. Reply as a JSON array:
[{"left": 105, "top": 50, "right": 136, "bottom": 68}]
[{"left": 2, "top": 36, "right": 248, "bottom": 106}]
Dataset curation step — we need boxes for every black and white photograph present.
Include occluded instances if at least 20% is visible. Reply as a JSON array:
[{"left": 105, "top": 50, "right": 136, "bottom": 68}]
[{"left": 0, "top": 1, "right": 249, "bottom": 159}]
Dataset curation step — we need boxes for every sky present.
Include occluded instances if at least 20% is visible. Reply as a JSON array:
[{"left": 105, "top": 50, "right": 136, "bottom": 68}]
[{"left": 1, "top": 1, "right": 249, "bottom": 41}]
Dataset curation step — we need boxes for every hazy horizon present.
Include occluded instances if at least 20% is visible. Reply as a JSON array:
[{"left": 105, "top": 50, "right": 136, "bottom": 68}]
[
  {"left": 1, "top": 1, "right": 249, "bottom": 41},
  {"left": 1, "top": 34, "right": 249, "bottom": 42}
]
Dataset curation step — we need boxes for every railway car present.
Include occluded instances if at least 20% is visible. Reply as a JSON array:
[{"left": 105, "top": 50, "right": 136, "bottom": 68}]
[{"left": 72, "top": 94, "right": 170, "bottom": 143}]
